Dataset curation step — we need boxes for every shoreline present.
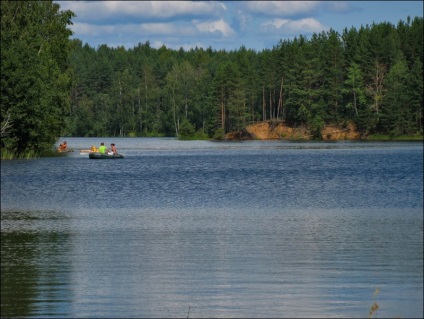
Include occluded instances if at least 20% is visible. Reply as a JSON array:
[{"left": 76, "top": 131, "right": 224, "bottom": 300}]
[{"left": 224, "top": 121, "right": 423, "bottom": 141}]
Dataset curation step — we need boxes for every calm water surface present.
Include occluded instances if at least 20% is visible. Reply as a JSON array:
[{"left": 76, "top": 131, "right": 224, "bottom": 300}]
[{"left": 1, "top": 138, "right": 423, "bottom": 318}]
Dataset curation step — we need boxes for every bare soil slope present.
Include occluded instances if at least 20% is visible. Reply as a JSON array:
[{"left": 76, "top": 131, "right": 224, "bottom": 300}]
[{"left": 225, "top": 121, "right": 360, "bottom": 140}]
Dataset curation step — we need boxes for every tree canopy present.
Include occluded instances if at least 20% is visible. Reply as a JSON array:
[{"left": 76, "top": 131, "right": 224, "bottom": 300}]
[
  {"left": 64, "top": 17, "right": 423, "bottom": 139},
  {"left": 1, "top": 3, "right": 422, "bottom": 160},
  {"left": 1, "top": 0, "right": 75, "bottom": 157}
]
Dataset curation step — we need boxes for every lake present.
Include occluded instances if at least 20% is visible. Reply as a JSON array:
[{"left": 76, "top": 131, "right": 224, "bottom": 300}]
[{"left": 1, "top": 138, "right": 423, "bottom": 318}]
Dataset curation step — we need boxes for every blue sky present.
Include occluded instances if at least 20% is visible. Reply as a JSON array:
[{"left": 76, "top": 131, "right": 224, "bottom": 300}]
[{"left": 56, "top": 1, "right": 423, "bottom": 51}]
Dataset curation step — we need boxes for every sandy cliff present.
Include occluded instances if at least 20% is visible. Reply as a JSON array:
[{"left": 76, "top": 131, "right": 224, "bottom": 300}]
[{"left": 225, "top": 121, "right": 360, "bottom": 140}]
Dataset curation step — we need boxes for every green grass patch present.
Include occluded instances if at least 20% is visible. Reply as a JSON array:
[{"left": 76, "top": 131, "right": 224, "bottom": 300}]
[
  {"left": 1, "top": 147, "right": 74, "bottom": 160},
  {"left": 143, "top": 132, "right": 166, "bottom": 137},
  {"left": 1, "top": 148, "right": 40, "bottom": 160},
  {"left": 178, "top": 129, "right": 210, "bottom": 140}
]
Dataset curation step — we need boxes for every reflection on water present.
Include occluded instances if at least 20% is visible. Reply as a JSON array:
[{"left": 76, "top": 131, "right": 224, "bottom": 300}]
[
  {"left": 1, "top": 211, "right": 73, "bottom": 318},
  {"left": 2, "top": 207, "right": 423, "bottom": 318},
  {"left": 1, "top": 139, "right": 423, "bottom": 318}
]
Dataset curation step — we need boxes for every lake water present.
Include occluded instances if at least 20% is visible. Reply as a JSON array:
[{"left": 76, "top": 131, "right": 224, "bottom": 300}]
[{"left": 1, "top": 138, "right": 423, "bottom": 318}]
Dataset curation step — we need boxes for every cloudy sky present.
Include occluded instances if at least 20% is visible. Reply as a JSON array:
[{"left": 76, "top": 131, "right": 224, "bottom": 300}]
[{"left": 56, "top": 1, "right": 423, "bottom": 51}]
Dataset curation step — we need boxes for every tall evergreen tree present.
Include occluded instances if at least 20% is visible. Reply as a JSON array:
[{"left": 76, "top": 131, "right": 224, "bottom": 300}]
[
  {"left": 343, "top": 62, "right": 366, "bottom": 118},
  {"left": 407, "top": 58, "right": 423, "bottom": 134},
  {"left": 380, "top": 55, "right": 410, "bottom": 135}
]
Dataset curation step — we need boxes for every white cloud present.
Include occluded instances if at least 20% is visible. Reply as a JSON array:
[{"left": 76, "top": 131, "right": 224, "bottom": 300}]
[
  {"left": 106, "top": 1, "right": 220, "bottom": 19},
  {"left": 57, "top": 0, "right": 422, "bottom": 52},
  {"left": 245, "top": 1, "right": 321, "bottom": 17},
  {"left": 71, "top": 22, "right": 116, "bottom": 36},
  {"left": 265, "top": 18, "right": 290, "bottom": 29},
  {"left": 195, "top": 19, "right": 236, "bottom": 37},
  {"left": 137, "top": 23, "right": 195, "bottom": 36},
  {"left": 288, "top": 18, "right": 328, "bottom": 33},
  {"left": 261, "top": 18, "right": 328, "bottom": 35},
  {"left": 72, "top": 21, "right": 197, "bottom": 38},
  {"left": 58, "top": 1, "right": 226, "bottom": 21},
  {"left": 234, "top": 9, "right": 251, "bottom": 32}
]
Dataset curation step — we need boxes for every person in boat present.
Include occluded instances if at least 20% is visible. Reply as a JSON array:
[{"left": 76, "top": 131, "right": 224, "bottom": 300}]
[
  {"left": 90, "top": 145, "right": 98, "bottom": 152},
  {"left": 57, "top": 141, "right": 68, "bottom": 151},
  {"left": 110, "top": 143, "right": 117, "bottom": 155},
  {"left": 98, "top": 142, "right": 108, "bottom": 154}
]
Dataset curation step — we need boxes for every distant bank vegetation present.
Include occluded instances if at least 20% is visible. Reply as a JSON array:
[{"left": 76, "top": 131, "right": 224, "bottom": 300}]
[
  {"left": 1, "top": 1, "right": 423, "bottom": 158},
  {"left": 225, "top": 120, "right": 423, "bottom": 141}
]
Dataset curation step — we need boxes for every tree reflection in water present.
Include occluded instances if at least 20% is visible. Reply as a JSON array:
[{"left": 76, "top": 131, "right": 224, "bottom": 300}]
[{"left": 1, "top": 210, "right": 72, "bottom": 318}]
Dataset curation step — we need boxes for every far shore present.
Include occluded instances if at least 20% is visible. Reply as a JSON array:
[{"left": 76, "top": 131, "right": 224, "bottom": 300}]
[{"left": 223, "top": 121, "right": 423, "bottom": 141}]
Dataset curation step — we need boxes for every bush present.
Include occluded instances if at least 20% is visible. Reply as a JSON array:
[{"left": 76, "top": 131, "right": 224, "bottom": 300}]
[
  {"left": 212, "top": 127, "right": 225, "bottom": 140},
  {"left": 309, "top": 116, "right": 325, "bottom": 140},
  {"left": 178, "top": 119, "right": 195, "bottom": 139}
]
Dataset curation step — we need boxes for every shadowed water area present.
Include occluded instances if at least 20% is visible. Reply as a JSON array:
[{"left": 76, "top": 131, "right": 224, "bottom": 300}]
[{"left": 1, "top": 138, "right": 423, "bottom": 318}]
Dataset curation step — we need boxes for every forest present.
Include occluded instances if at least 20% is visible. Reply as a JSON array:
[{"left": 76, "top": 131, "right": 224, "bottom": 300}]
[
  {"left": 1, "top": 1, "right": 423, "bottom": 158},
  {"left": 64, "top": 16, "right": 423, "bottom": 140}
]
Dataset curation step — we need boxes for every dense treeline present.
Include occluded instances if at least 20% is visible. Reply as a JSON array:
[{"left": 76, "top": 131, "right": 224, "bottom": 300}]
[
  {"left": 1, "top": 2, "right": 423, "bottom": 159},
  {"left": 66, "top": 16, "right": 423, "bottom": 139},
  {"left": 1, "top": 0, "right": 75, "bottom": 157}
]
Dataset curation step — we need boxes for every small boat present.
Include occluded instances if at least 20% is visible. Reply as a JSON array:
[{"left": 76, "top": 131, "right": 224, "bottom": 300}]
[
  {"left": 80, "top": 149, "right": 92, "bottom": 154},
  {"left": 54, "top": 148, "right": 74, "bottom": 157},
  {"left": 88, "top": 152, "right": 124, "bottom": 159},
  {"left": 57, "top": 148, "right": 74, "bottom": 153}
]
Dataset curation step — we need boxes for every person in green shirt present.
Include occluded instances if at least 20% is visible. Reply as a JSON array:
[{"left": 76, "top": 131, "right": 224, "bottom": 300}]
[{"left": 98, "top": 142, "right": 108, "bottom": 154}]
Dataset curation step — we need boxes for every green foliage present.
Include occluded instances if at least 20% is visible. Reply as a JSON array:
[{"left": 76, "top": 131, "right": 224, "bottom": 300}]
[
  {"left": 178, "top": 118, "right": 195, "bottom": 139},
  {"left": 3, "top": 10, "right": 422, "bottom": 151},
  {"left": 61, "top": 17, "right": 422, "bottom": 140},
  {"left": 379, "top": 55, "right": 411, "bottom": 135},
  {"left": 343, "top": 62, "right": 367, "bottom": 117},
  {"left": 212, "top": 127, "right": 226, "bottom": 140},
  {"left": 178, "top": 129, "right": 209, "bottom": 141},
  {"left": 309, "top": 116, "right": 325, "bottom": 140},
  {"left": 407, "top": 58, "right": 423, "bottom": 134},
  {"left": 297, "top": 104, "right": 311, "bottom": 124},
  {"left": 1, "top": 0, "right": 75, "bottom": 158}
]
